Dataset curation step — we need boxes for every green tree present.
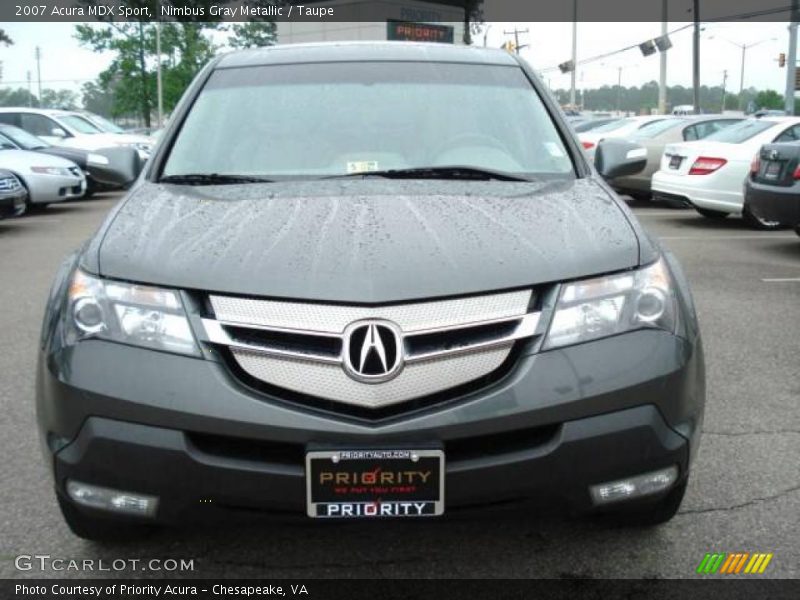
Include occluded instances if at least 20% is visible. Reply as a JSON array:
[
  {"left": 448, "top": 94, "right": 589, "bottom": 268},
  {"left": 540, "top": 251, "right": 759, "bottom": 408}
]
[
  {"left": 0, "top": 29, "right": 12, "bottom": 45},
  {"left": 40, "top": 89, "right": 79, "bottom": 110},
  {"left": 0, "top": 87, "right": 38, "bottom": 107},
  {"left": 754, "top": 89, "right": 784, "bottom": 110},
  {"left": 82, "top": 81, "right": 115, "bottom": 116},
  {"left": 229, "top": 22, "right": 277, "bottom": 49}
]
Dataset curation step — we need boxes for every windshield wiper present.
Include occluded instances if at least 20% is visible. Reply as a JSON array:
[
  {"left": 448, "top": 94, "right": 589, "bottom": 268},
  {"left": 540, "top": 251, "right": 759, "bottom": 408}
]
[
  {"left": 322, "top": 166, "right": 533, "bottom": 182},
  {"left": 159, "top": 173, "right": 274, "bottom": 185}
]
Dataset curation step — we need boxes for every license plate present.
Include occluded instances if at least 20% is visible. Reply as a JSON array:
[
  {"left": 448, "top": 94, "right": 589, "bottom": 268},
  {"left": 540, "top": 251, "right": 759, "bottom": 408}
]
[
  {"left": 305, "top": 449, "right": 444, "bottom": 518},
  {"left": 764, "top": 161, "right": 782, "bottom": 179},
  {"left": 669, "top": 155, "right": 683, "bottom": 169}
]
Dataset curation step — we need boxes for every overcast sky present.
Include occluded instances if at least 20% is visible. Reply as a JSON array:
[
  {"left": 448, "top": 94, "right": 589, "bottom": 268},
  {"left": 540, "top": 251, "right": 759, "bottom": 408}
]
[{"left": 0, "top": 21, "right": 793, "bottom": 103}]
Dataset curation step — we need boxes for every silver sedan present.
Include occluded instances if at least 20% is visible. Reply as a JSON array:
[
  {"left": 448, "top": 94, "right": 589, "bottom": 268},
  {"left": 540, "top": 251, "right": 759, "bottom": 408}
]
[{"left": 0, "top": 148, "right": 85, "bottom": 212}]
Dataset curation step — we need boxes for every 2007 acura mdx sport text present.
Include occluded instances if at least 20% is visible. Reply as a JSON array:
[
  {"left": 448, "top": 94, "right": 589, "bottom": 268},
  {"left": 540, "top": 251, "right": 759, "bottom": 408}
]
[{"left": 37, "top": 43, "right": 705, "bottom": 540}]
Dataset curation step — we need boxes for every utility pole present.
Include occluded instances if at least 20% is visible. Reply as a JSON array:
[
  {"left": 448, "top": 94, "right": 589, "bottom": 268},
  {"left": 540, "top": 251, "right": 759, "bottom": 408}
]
[
  {"left": 658, "top": 0, "right": 668, "bottom": 114},
  {"left": 502, "top": 27, "right": 529, "bottom": 54},
  {"left": 35, "top": 46, "right": 42, "bottom": 103},
  {"left": 156, "top": 19, "right": 164, "bottom": 128},
  {"left": 26, "top": 71, "right": 32, "bottom": 106},
  {"left": 786, "top": 0, "right": 799, "bottom": 115},
  {"left": 617, "top": 66, "right": 623, "bottom": 112},
  {"left": 692, "top": 0, "right": 700, "bottom": 114},
  {"left": 721, "top": 69, "right": 728, "bottom": 112},
  {"left": 482, "top": 24, "right": 491, "bottom": 47},
  {"left": 570, "top": 0, "right": 578, "bottom": 106}
]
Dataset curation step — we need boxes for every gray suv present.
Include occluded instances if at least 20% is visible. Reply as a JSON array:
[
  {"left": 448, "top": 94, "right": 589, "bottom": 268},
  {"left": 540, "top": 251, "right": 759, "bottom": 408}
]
[{"left": 37, "top": 43, "right": 704, "bottom": 540}]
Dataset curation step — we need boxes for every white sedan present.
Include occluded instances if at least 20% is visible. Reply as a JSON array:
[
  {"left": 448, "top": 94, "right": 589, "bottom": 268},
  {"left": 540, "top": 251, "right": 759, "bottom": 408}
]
[
  {"left": 651, "top": 116, "right": 800, "bottom": 228},
  {"left": 578, "top": 115, "right": 674, "bottom": 160},
  {"left": 0, "top": 148, "right": 85, "bottom": 213}
]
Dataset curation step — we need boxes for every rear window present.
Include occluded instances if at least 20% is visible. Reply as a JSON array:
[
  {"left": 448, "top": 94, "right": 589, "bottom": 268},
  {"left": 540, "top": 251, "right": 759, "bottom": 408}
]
[
  {"left": 163, "top": 61, "right": 575, "bottom": 180},
  {"left": 704, "top": 120, "right": 774, "bottom": 143},
  {"left": 589, "top": 118, "right": 635, "bottom": 134},
  {"left": 632, "top": 119, "right": 685, "bottom": 139}
]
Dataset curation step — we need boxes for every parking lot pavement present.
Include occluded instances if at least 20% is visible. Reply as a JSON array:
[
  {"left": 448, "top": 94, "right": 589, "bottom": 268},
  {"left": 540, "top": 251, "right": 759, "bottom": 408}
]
[{"left": 1, "top": 194, "right": 798, "bottom": 579}]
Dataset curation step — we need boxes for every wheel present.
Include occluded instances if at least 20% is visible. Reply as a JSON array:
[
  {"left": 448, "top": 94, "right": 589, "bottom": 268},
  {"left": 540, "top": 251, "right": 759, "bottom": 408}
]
[
  {"left": 599, "top": 479, "right": 688, "bottom": 527},
  {"left": 696, "top": 208, "right": 729, "bottom": 219},
  {"left": 742, "top": 206, "right": 786, "bottom": 231},
  {"left": 83, "top": 179, "right": 96, "bottom": 199},
  {"left": 57, "top": 494, "right": 155, "bottom": 542}
]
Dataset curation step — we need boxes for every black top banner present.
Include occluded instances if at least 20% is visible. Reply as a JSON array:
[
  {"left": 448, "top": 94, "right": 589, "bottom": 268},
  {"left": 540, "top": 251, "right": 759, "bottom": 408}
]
[{"left": 3, "top": 0, "right": 800, "bottom": 23}]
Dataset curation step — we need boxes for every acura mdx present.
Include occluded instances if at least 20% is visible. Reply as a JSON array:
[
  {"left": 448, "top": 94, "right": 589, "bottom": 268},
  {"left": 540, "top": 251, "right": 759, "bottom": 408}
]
[{"left": 37, "top": 43, "right": 705, "bottom": 540}]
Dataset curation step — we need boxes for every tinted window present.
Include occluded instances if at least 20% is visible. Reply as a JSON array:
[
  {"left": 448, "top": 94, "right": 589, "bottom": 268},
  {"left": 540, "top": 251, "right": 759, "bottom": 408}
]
[
  {"left": 164, "top": 62, "right": 574, "bottom": 179},
  {"left": 20, "top": 113, "right": 60, "bottom": 137},
  {"left": 703, "top": 119, "right": 774, "bottom": 143},
  {"left": 773, "top": 124, "right": 800, "bottom": 142},
  {"left": 0, "top": 113, "right": 19, "bottom": 127},
  {"left": 682, "top": 119, "right": 741, "bottom": 141}
]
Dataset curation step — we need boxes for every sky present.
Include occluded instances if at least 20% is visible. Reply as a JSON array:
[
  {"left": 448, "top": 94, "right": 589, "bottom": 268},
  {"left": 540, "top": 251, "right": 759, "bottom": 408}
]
[{"left": 0, "top": 21, "right": 794, "bottom": 104}]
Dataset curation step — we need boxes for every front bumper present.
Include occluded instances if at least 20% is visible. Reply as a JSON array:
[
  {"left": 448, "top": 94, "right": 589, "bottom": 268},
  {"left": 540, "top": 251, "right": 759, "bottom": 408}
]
[
  {"left": 29, "top": 175, "right": 86, "bottom": 204},
  {"left": 39, "top": 329, "right": 704, "bottom": 521},
  {"left": 652, "top": 171, "right": 743, "bottom": 213},
  {"left": 744, "top": 179, "right": 800, "bottom": 226}
]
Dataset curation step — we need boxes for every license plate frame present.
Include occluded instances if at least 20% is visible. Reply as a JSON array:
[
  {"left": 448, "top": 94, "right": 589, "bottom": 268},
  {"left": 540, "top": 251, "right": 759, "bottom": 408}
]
[
  {"left": 305, "top": 448, "right": 445, "bottom": 519},
  {"left": 764, "top": 160, "right": 782, "bottom": 179},
  {"left": 669, "top": 155, "right": 683, "bottom": 170}
]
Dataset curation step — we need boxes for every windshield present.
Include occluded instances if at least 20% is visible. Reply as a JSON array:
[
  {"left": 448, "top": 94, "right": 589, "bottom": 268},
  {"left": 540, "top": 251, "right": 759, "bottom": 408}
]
[
  {"left": 163, "top": 61, "right": 575, "bottom": 180},
  {"left": 60, "top": 115, "right": 104, "bottom": 134},
  {"left": 632, "top": 119, "right": 685, "bottom": 139},
  {"left": 0, "top": 124, "right": 49, "bottom": 149},
  {"left": 703, "top": 119, "right": 774, "bottom": 143},
  {"left": 87, "top": 113, "right": 124, "bottom": 133}
]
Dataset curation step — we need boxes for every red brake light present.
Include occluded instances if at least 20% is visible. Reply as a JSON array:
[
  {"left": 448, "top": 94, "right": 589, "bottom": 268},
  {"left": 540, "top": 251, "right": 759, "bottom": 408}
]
[
  {"left": 582, "top": 141, "right": 595, "bottom": 150},
  {"left": 689, "top": 156, "right": 727, "bottom": 175},
  {"left": 750, "top": 153, "right": 760, "bottom": 176},
  {"left": 793, "top": 165, "right": 800, "bottom": 180}
]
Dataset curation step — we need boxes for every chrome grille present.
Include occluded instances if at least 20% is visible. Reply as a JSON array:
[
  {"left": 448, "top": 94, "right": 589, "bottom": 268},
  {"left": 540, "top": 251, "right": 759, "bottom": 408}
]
[{"left": 201, "top": 290, "right": 540, "bottom": 410}]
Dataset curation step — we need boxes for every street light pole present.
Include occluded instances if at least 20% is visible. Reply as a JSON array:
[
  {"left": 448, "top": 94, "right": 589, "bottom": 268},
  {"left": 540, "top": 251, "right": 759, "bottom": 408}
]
[
  {"left": 692, "top": 0, "right": 700, "bottom": 114},
  {"left": 570, "top": 0, "right": 578, "bottom": 106},
  {"left": 658, "top": 0, "right": 668, "bottom": 114},
  {"left": 786, "top": 0, "right": 799, "bottom": 115},
  {"left": 35, "top": 46, "right": 42, "bottom": 104},
  {"left": 156, "top": 19, "right": 164, "bottom": 128}
]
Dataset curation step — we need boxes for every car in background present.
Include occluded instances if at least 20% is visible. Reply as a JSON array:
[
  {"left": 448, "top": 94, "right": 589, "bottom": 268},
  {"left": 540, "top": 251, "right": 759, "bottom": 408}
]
[
  {"left": 0, "top": 169, "right": 27, "bottom": 220},
  {"left": 744, "top": 141, "right": 800, "bottom": 234},
  {"left": 578, "top": 115, "right": 673, "bottom": 160},
  {"left": 652, "top": 117, "right": 800, "bottom": 229},
  {"left": 0, "top": 148, "right": 85, "bottom": 213},
  {"left": 611, "top": 115, "right": 744, "bottom": 200},
  {"left": 573, "top": 117, "right": 621, "bottom": 133},
  {"left": 0, "top": 108, "right": 154, "bottom": 161},
  {"left": 0, "top": 124, "right": 141, "bottom": 196}
]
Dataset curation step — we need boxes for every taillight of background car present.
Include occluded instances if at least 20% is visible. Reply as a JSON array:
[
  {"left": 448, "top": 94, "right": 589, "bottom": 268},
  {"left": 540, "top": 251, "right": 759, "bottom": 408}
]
[{"left": 689, "top": 157, "right": 727, "bottom": 175}]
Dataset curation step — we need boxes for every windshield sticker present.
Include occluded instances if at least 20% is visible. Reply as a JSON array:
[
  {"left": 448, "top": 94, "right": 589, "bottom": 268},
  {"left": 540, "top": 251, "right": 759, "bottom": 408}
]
[
  {"left": 544, "top": 142, "right": 565, "bottom": 157},
  {"left": 347, "top": 161, "right": 379, "bottom": 173}
]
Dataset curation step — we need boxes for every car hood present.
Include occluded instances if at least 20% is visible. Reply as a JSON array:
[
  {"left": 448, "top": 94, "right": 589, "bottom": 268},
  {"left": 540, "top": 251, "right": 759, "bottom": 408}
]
[
  {"left": 93, "top": 178, "right": 643, "bottom": 303},
  {"left": 0, "top": 148, "right": 79, "bottom": 169}
]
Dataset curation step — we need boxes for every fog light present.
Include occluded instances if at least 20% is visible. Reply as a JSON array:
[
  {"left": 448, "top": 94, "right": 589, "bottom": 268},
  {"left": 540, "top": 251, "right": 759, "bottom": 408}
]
[
  {"left": 589, "top": 466, "right": 678, "bottom": 505},
  {"left": 66, "top": 480, "right": 158, "bottom": 517}
]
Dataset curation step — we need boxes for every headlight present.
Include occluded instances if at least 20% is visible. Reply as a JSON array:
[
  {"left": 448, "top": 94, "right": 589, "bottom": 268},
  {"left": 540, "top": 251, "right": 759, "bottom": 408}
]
[
  {"left": 87, "top": 153, "right": 110, "bottom": 166},
  {"left": 31, "top": 166, "right": 71, "bottom": 176},
  {"left": 67, "top": 270, "right": 199, "bottom": 356},
  {"left": 543, "top": 258, "right": 677, "bottom": 350}
]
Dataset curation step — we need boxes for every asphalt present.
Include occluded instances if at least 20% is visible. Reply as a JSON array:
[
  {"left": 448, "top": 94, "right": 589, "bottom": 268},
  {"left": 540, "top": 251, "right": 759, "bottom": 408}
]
[{"left": 0, "top": 193, "right": 798, "bottom": 579}]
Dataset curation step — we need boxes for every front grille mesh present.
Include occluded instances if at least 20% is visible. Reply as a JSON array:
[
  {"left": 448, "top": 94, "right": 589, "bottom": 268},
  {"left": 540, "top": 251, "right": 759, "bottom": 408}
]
[{"left": 230, "top": 344, "right": 512, "bottom": 409}]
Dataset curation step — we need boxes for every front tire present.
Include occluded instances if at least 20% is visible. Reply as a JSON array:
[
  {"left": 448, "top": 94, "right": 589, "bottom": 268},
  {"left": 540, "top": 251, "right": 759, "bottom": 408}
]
[
  {"left": 57, "top": 494, "right": 155, "bottom": 542},
  {"left": 696, "top": 208, "right": 729, "bottom": 220},
  {"left": 742, "top": 206, "right": 786, "bottom": 231}
]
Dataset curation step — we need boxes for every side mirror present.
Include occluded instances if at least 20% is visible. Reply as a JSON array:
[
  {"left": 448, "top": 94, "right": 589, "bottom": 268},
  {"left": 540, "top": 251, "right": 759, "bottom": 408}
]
[
  {"left": 594, "top": 139, "right": 648, "bottom": 180},
  {"left": 51, "top": 127, "right": 68, "bottom": 138}
]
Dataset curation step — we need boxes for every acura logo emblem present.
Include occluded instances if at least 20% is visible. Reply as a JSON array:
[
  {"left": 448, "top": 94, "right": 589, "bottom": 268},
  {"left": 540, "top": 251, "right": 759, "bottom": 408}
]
[{"left": 342, "top": 320, "right": 403, "bottom": 383}]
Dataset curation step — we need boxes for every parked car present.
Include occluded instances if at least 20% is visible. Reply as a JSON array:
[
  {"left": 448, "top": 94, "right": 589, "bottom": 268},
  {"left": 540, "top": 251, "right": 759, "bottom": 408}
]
[
  {"left": 611, "top": 115, "right": 744, "bottom": 199},
  {"left": 652, "top": 117, "right": 800, "bottom": 228},
  {"left": 743, "top": 141, "right": 800, "bottom": 233},
  {"left": 39, "top": 43, "right": 703, "bottom": 541},
  {"left": 0, "top": 124, "right": 141, "bottom": 195},
  {"left": 0, "top": 148, "right": 85, "bottom": 212},
  {"left": 578, "top": 115, "right": 674, "bottom": 160},
  {"left": 0, "top": 108, "right": 154, "bottom": 161},
  {"left": 0, "top": 168, "right": 27, "bottom": 219},
  {"left": 573, "top": 117, "right": 621, "bottom": 133}
]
